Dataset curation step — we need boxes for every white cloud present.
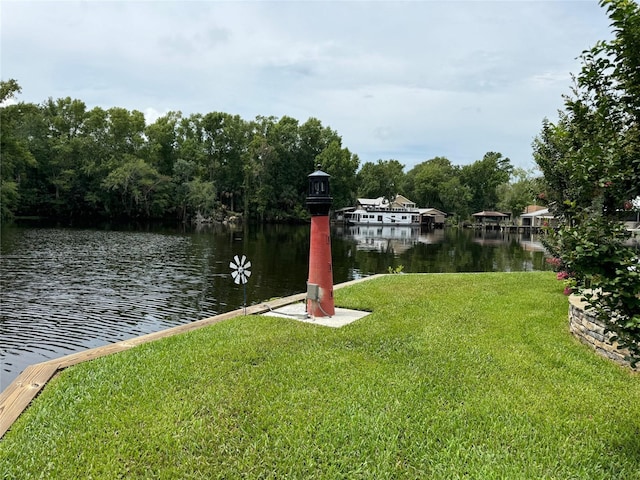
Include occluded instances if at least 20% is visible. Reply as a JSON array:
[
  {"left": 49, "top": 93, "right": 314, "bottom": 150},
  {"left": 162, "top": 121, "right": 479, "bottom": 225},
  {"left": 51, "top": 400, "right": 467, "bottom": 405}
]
[
  {"left": 1, "top": 0, "right": 613, "bottom": 170},
  {"left": 143, "top": 107, "right": 172, "bottom": 126}
]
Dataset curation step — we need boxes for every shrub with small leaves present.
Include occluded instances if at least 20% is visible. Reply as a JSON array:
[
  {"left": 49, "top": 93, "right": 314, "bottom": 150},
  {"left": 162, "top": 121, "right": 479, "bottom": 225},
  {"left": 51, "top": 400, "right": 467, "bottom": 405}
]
[{"left": 534, "top": 0, "right": 640, "bottom": 366}]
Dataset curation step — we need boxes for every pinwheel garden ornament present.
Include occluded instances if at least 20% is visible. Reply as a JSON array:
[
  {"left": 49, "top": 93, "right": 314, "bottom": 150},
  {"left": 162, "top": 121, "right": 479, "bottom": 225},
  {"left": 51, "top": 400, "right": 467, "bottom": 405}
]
[{"left": 230, "top": 254, "right": 251, "bottom": 313}]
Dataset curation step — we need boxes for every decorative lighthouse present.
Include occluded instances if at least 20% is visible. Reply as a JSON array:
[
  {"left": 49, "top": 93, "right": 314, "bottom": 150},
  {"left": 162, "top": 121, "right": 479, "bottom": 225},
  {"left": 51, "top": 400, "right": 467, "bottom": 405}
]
[{"left": 306, "top": 166, "right": 335, "bottom": 317}]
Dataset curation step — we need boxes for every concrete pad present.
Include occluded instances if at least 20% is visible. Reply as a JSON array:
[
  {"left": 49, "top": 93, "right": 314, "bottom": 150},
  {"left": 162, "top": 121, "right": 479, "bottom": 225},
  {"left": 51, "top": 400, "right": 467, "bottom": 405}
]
[{"left": 261, "top": 302, "right": 370, "bottom": 328}]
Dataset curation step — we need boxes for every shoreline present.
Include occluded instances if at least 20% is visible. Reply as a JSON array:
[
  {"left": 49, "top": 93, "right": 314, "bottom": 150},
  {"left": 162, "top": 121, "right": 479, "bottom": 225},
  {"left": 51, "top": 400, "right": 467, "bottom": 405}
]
[{"left": 0, "top": 275, "right": 383, "bottom": 438}]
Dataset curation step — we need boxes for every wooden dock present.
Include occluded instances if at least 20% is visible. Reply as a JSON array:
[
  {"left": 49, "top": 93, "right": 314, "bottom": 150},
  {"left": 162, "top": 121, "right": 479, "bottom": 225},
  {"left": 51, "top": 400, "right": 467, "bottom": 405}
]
[
  {"left": 471, "top": 224, "right": 545, "bottom": 234},
  {"left": 0, "top": 275, "right": 381, "bottom": 439}
]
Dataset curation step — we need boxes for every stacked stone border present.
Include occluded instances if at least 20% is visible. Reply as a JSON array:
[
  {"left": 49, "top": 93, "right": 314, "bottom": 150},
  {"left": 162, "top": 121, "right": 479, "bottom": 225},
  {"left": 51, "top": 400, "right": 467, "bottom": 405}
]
[{"left": 568, "top": 293, "right": 638, "bottom": 371}]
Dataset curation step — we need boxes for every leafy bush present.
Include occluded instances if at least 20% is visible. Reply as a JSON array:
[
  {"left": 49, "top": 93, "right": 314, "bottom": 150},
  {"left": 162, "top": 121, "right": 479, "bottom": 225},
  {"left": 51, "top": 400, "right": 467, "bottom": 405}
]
[{"left": 534, "top": 0, "right": 640, "bottom": 366}]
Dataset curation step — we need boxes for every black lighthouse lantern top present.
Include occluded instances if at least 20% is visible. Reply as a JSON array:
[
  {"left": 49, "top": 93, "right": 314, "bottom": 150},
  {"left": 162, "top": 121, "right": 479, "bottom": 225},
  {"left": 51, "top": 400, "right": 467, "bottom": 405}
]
[{"left": 306, "top": 165, "right": 332, "bottom": 216}]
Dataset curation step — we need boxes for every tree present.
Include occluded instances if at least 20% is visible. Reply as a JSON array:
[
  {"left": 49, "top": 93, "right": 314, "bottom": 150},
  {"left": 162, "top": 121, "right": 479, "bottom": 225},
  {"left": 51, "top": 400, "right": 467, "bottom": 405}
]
[
  {"left": 496, "top": 168, "right": 544, "bottom": 219},
  {"left": 315, "top": 140, "right": 360, "bottom": 210},
  {"left": 0, "top": 80, "right": 36, "bottom": 220},
  {"left": 0, "top": 79, "right": 21, "bottom": 103},
  {"left": 101, "top": 107, "right": 147, "bottom": 216},
  {"left": 39, "top": 97, "right": 88, "bottom": 216},
  {"left": 80, "top": 106, "right": 113, "bottom": 215},
  {"left": 533, "top": 118, "right": 568, "bottom": 208},
  {"left": 0, "top": 84, "right": 361, "bottom": 223},
  {"left": 460, "top": 152, "right": 513, "bottom": 213},
  {"left": 405, "top": 156, "right": 458, "bottom": 210},
  {"left": 439, "top": 176, "right": 472, "bottom": 221},
  {"left": 201, "top": 112, "right": 250, "bottom": 213},
  {"left": 186, "top": 177, "right": 217, "bottom": 219},
  {"left": 534, "top": 0, "right": 640, "bottom": 365},
  {"left": 244, "top": 125, "right": 277, "bottom": 222},
  {"left": 356, "top": 159, "right": 405, "bottom": 204},
  {"left": 102, "top": 155, "right": 169, "bottom": 217},
  {"left": 268, "top": 116, "right": 304, "bottom": 217},
  {"left": 299, "top": 117, "right": 342, "bottom": 167},
  {"left": 145, "top": 111, "right": 181, "bottom": 177}
]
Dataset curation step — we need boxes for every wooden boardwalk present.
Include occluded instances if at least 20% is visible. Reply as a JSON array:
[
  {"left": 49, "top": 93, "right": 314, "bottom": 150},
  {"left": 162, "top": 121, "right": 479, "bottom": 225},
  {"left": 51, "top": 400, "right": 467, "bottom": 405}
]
[{"left": 0, "top": 276, "right": 381, "bottom": 439}]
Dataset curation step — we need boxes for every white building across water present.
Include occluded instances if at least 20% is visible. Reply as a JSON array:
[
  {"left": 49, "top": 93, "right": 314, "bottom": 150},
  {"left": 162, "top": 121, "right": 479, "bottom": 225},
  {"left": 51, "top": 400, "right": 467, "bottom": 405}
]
[{"left": 340, "top": 195, "right": 446, "bottom": 228}]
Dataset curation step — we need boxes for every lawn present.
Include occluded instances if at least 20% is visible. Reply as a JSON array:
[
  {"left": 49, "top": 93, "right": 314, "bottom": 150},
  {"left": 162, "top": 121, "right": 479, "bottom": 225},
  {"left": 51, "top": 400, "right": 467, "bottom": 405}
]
[{"left": 1, "top": 272, "right": 639, "bottom": 479}]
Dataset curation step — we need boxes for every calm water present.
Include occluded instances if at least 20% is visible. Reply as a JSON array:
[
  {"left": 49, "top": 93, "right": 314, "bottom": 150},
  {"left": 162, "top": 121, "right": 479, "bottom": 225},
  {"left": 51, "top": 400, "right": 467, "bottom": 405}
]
[{"left": 0, "top": 223, "right": 550, "bottom": 390}]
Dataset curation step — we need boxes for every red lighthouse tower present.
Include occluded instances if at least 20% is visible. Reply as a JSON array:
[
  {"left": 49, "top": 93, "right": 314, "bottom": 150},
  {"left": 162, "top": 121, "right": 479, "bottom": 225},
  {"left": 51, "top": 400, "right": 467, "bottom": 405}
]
[{"left": 306, "top": 166, "right": 335, "bottom": 317}]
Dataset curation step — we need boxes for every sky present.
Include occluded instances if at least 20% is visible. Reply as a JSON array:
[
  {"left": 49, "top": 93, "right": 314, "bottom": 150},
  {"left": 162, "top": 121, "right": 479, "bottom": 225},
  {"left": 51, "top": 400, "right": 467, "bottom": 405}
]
[{"left": 1, "top": 0, "right": 614, "bottom": 172}]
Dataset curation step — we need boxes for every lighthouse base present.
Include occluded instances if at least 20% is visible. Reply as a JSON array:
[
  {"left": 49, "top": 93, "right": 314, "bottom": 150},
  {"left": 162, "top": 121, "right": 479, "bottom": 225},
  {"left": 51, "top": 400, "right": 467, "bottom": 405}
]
[{"left": 263, "top": 302, "right": 370, "bottom": 328}]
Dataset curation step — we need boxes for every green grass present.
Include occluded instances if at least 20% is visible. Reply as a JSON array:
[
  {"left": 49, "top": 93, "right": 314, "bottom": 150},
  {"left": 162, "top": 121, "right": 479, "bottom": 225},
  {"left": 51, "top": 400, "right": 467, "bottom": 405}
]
[{"left": 1, "top": 272, "right": 639, "bottom": 479}]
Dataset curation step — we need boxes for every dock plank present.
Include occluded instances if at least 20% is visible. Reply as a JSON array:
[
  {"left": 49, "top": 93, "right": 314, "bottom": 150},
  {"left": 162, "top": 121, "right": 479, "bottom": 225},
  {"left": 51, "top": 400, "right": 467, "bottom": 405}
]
[
  {"left": 0, "top": 363, "right": 59, "bottom": 437},
  {"left": 55, "top": 343, "right": 134, "bottom": 369}
]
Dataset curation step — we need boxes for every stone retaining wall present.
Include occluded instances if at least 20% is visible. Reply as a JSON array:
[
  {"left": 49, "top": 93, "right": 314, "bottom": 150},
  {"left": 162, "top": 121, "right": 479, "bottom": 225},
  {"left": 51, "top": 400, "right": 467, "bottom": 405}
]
[{"left": 568, "top": 294, "right": 638, "bottom": 370}]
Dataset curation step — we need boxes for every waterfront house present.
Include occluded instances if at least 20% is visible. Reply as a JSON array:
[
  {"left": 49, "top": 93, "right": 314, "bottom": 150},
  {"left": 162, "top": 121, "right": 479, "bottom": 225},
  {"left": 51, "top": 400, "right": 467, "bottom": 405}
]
[
  {"left": 346, "top": 195, "right": 420, "bottom": 226},
  {"left": 519, "top": 207, "right": 555, "bottom": 229}
]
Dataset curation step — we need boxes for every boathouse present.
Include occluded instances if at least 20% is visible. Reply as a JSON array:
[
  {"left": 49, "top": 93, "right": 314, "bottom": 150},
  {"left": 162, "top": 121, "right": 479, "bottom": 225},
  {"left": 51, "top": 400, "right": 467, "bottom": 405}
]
[
  {"left": 472, "top": 211, "right": 510, "bottom": 230},
  {"left": 419, "top": 208, "right": 447, "bottom": 228}
]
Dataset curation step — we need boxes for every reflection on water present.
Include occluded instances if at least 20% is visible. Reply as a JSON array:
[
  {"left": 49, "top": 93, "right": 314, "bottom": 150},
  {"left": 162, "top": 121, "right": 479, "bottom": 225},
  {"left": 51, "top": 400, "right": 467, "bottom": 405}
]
[
  {"left": 339, "top": 225, "right": 547, "bottom": 255},
  {"left": 471, "top": 229, "right": 546, "bottom": 252},
  {"left": 1, "top": 224, "right": 551, "bottom": 390},
  {"left": 343, "top": 227, "right": 551, "bottom": 276},
  {"left": 337, "top": 225, "right": 428, "bottom": 254}
]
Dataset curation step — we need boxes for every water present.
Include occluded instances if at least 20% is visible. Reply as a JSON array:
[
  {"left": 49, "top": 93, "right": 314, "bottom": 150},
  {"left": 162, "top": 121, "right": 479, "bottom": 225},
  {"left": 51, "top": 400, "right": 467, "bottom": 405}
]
[{"left": 0, "top": 223, "right": 550, "bottom": 390}]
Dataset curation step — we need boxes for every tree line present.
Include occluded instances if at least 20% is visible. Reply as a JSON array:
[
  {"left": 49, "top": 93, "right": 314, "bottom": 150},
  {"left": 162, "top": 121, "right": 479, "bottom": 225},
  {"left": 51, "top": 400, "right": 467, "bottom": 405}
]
[
  {"left": 359, "top": 154, "right": 542, "bottom": 221},
  {"left": 1, "top": 79, "right": 541, "bottom": 224}
]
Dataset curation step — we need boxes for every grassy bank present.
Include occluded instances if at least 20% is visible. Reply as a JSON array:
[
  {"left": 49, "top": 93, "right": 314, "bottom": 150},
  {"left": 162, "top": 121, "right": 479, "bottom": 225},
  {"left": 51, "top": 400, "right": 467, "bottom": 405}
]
[{"left": 1, "top": 272, "right": 639, "bottom": 479}]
